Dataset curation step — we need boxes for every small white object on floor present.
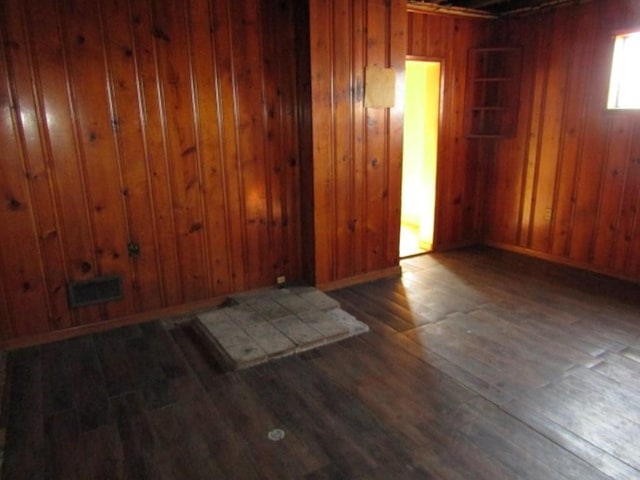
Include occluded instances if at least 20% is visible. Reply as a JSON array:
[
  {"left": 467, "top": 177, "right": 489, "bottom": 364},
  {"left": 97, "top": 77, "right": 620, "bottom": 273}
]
[{"left": 267, "top": 429, "right": 285, "bottom": 441}]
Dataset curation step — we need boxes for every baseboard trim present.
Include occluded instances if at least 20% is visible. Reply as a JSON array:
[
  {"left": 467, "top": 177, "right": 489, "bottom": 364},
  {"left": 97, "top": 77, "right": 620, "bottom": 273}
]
[
  {"left": 433, "top": 239, "right": 481, "bottom": 252},
  {"left": 1, "top": 267, "right": 403, "bottom": 349},
  {"left": 0, "top": 294, "right": 230, "bottom": 351},
  {"left": 317, "top": 266, "right": 402, "bottom": 292},
  {"left": 485, "top": 241, "right": 640, "bottom": 285}
]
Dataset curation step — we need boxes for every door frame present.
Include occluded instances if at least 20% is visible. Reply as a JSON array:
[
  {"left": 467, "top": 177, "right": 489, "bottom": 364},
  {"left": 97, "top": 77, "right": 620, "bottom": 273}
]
[{"left": 402, "top": 55, "right": 445, "bottom": 253}]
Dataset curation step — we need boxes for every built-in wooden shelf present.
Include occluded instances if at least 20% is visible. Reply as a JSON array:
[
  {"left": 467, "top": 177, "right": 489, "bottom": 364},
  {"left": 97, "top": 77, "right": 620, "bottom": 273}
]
[{"left": 464, "top": 46, "right": 522, "bottom": 138}]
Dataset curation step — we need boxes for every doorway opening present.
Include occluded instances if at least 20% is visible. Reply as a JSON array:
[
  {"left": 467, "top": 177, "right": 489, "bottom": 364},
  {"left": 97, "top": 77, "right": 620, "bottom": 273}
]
[{"left": 400, "top": 59, "right": 441, "bottom": 258}]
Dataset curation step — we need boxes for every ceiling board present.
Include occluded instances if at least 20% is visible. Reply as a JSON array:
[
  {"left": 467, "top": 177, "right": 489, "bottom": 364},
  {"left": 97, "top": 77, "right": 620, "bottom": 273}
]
[{"left": 408, "top": 0, "right": 585, "bottom": 16}]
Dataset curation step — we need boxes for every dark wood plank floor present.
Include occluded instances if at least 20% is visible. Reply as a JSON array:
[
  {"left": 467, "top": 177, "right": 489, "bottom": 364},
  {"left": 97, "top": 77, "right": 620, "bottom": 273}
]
[{"left": 3, "top": 247, "right": 640, "bottom": 479}]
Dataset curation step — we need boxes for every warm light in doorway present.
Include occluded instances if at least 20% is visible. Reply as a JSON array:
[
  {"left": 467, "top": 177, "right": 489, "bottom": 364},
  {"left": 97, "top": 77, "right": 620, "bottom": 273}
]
[{"left": 400, "top": 60, "right": 441, "bottom": 257}]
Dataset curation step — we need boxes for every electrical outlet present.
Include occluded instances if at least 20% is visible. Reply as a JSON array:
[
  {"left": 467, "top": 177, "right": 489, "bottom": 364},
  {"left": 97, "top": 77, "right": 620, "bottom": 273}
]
[
  {"left": 276, "top": 275, "right": 286, "bottom": 285},
  {"left": 543, "top": 208, "right": 552, "bottom": 221}
]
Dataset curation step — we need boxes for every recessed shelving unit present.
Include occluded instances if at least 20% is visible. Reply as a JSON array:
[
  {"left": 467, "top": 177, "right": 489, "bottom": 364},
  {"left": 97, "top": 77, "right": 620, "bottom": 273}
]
[{"left": 464, "top": 46, "right": 523, "bottom": 138}]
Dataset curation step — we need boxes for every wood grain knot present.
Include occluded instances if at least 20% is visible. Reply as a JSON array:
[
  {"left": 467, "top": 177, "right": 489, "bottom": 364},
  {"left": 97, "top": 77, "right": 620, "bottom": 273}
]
[
  {"left": 6, "top": 196, "right": 21, "bottom": 210},
  {"left": 189, "top": 222, "right": 203, "bottom": 233},
  {"left": 152, "top": 27, "right": 171, "bottom": 43},
  {"left": 181, "top": 145, "right": 196, "bottom": 157}
]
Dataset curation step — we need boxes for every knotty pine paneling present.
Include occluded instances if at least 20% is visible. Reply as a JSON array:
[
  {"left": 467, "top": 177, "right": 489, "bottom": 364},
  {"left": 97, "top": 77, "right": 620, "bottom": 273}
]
[
  {"left": 407, "top": 10, "right": 492, "bottom": 250},
  {"left": 305, "top": 0, "right": 406, "bottom": 286},
  {"left": 0, "top": 0, "right": 302, "bottom": 342},
  {"left": 485, "top": 0, "right": 640, "bottom": 281}
]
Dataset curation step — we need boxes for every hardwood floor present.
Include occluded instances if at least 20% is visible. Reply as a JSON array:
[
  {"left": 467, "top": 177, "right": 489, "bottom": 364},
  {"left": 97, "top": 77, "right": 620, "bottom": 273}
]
[{"left": 2, "top": 247, "right": 640, "bottom": 479}]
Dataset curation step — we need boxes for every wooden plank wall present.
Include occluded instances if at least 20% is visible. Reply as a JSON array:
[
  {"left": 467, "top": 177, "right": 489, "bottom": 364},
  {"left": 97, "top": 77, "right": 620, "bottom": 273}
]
[
  {"left": 0, "top": 0, "right": 302, "bottom": 342},
  {"left": 485, "top": 0, "right": 640, "bottom": 281},
  {"left": 306, "top": 0, "right": 406, "bottom": 286},
  {"left": 407, "top": 10, "right": 492, "bottom": 250}
]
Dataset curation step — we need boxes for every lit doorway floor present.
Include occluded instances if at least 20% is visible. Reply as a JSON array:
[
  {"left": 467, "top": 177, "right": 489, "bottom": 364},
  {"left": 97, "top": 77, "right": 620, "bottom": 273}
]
[{"left": 399, "top": 224, "right": 429, "bottom": 258}]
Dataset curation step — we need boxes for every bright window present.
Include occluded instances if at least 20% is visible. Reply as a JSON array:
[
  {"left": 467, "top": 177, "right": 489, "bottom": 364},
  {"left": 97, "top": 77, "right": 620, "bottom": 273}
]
[{"left": 607, "top": 31, "right": 640, "bottom": 109}]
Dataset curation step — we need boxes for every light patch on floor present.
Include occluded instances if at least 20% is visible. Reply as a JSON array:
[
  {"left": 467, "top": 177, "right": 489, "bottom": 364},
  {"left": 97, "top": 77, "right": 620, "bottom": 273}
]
[
  {"left": 400, "top": 224, "right": 429, "bottom": 258},
  {"left": 192, "top": 287, "right": 369, "bottom": 370}
]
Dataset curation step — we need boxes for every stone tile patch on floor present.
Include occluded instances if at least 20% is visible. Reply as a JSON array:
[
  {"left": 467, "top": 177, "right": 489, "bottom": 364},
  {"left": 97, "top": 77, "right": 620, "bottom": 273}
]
[
  {"left": 297, "top": 289, "right": 341, "bottom": 311},
  {"left": 243, "top": 321, "right": 297, "bottom": 356},
  {"left": 193, "top": 287, "right": 368, "bottom": 370},
  {"left": 270, "top": 315, "right": 326, "bottom": 347}
]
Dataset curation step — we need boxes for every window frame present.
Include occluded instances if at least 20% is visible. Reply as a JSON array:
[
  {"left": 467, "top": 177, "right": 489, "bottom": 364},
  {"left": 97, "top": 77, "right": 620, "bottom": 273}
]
[{"left": 607, "top": 28, "right": 640, "bottom": 111}]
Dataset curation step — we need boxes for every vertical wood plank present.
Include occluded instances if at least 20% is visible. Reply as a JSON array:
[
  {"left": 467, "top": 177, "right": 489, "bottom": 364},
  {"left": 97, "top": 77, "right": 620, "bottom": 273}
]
[
  {"left": 295, "top": 0, "right": 315, "bottom": 284},
  {"left": 273, "top": 0, "right": 302, "bottom": 283},
  {"left": 182, "top": 0, "right": 216, "bottom": 297},
  {"left": 529, "top": 9, "right": 572, "bottom": 252},
  {"left": 565, "top": 2, "right": 617, "bottom": 264},
  {"left": 100, "top": 0, "right": 163, "bottom": 312},
  {"left": 186, "top": 0, "right": 232, "bottom": 296},
  {"left": 59, "top": 0, "right": 136, "bottom": 319},
  {"left": 612, "top": 122, "right": 640, "bottom": 273},
  {"left": 4, "top": 1, "right": 71, "bottom": 330},
  {"left": 456, "top": 18, "right": 482, "bottom": 243},
  {"left": 519, "top": 18, "right": 552, "bottom": 248},
  {"left": 364, "top": 0, "right": 390, "bottom": 272},
  {"left": 352, "top": 0, "right": 367, "bottom": 275},
  {"left": 209, "top": 0, "right": 248, "bottom": 292},
  {"left": 386, "top": 0, "right": 406, "bottom": 266},
  {"left": 549, "top": 5, "right": 597, "bottom": 258},
  {"left": 333, "top": 0, "right": 355, "bottom": 280},
  {"left": 151, "top": 0, "right": 209, "bottom": 302},
  {"left": 229, "top": 0, "right": 271, "bottom": 287},
  {"left": 0, "top": 7, "right": 50, "bottom": 335},
  {"left": 407, "top": 12, "right": 423, "bottom": 56},
  {"left": 129, "top": 0, "right": 182, "bottom": 307},
  {"left": 434, "top": 16, "right": 458, "bottom": 247},
  {"left": 258, "top": 0, "right": 301, "bottom": 286},
  {"left": 259, "top": 0, "right": 285, "bottom": 283},
  {"left": 28, "top": 0, "right": 103, "bottom": 326},
  {"left": 309, "top": 0, "right": 336, "bottom": 284},
  {"left": 591, "top": 117, "right": 632, "bottom": 268}
]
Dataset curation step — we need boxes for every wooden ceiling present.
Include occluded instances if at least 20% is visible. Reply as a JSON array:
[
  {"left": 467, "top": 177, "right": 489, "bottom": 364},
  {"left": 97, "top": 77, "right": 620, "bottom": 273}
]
[{"left": 408, "top": 0, "right": 581, "bottom": 16}]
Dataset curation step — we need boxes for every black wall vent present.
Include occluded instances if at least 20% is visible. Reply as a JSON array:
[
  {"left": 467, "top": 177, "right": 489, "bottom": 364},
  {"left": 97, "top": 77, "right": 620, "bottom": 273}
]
[{"left": 68, "top": 275, "right": 123, "bottom": 308}]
